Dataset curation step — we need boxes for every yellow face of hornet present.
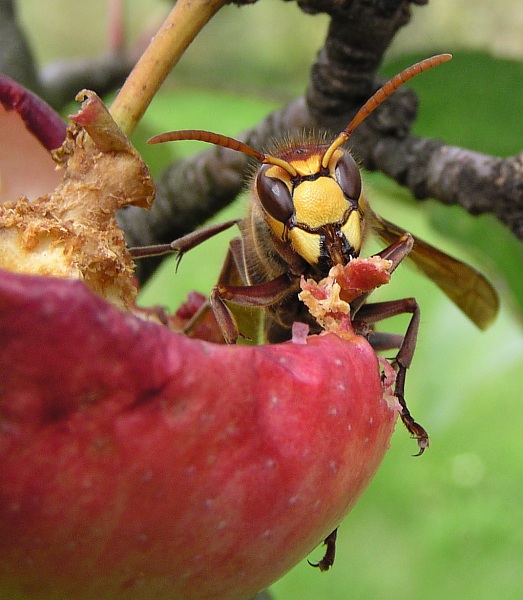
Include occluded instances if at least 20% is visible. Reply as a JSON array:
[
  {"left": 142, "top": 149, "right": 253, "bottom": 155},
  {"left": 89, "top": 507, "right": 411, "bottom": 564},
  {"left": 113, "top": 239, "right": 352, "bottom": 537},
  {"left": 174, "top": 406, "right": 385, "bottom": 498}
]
[{"left": 255, "top": 146, "right": 366, "bottom": 275}]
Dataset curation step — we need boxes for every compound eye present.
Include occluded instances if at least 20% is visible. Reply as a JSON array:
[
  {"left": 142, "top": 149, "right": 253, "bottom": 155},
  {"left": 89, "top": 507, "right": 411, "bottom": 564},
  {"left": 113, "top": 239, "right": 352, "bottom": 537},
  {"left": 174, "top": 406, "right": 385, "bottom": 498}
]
[
  {"left": 256, "top": 164, "right": 294, "bottom": 224},
  {"left": 335, "top": 152, "right": 362, "bottom": 203}
]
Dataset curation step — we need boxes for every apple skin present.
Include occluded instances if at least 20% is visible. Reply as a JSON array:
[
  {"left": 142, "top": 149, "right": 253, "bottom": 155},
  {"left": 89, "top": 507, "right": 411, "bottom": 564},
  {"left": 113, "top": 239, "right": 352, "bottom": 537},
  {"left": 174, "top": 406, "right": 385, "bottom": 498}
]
[{"left": 0, "top": 270, "right": 397, "bottom": 600}]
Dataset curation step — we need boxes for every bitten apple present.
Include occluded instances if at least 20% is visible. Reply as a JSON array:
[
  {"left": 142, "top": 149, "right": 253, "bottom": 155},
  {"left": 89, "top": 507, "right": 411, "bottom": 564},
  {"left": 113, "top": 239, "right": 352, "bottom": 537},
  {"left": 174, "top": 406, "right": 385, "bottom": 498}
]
[{"left": 0, "top": 270, "right": 398, "bottom": 600}]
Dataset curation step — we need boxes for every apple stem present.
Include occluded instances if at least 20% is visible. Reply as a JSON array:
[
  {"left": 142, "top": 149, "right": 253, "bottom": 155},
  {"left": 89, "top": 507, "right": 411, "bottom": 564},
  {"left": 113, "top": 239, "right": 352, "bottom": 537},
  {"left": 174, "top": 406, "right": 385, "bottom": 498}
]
[{"left": 109, "top": 0, "right": 228, "bottom": 137}]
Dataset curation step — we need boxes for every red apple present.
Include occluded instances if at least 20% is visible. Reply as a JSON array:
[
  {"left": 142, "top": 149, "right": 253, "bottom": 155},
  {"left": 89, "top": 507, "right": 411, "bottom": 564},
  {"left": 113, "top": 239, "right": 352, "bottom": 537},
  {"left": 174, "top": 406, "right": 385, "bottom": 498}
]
[{"left": 0, "top": 269, "right": 398, "bottom": 600}]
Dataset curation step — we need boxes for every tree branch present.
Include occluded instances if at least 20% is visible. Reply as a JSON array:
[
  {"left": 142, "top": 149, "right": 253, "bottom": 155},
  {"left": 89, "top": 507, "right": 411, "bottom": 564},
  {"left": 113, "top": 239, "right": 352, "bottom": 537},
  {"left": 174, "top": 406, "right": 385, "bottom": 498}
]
[{"left": 373, "top": 137, "right": 523, "bottom": 237}]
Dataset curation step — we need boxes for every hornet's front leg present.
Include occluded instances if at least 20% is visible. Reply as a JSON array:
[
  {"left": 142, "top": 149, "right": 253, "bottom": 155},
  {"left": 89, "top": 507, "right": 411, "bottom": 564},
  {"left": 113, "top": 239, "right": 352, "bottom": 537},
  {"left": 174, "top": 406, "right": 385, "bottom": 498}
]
[
  {"left": 354, "top": 298, "right": 428, "bottom": 455},
  {"left": 350, "top": 233, "right": 428, "bottom": 455}
]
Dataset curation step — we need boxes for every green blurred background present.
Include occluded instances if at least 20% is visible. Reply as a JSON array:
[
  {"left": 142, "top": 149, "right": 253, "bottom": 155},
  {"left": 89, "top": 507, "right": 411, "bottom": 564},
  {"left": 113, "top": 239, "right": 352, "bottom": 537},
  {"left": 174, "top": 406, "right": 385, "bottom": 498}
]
[{"left": 18, "top": 1, "right": 523, "bottom": 598}]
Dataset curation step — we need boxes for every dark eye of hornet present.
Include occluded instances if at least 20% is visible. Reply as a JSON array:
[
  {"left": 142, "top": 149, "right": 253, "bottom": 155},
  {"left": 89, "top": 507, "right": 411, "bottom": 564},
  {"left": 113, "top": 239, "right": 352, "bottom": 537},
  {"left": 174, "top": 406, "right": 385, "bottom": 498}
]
[
  {"left": 255, "top": 165, "right": 294, "bottom": 225},
  {"left": 334, "top": 153, "right": 361, "bottom": 204}
]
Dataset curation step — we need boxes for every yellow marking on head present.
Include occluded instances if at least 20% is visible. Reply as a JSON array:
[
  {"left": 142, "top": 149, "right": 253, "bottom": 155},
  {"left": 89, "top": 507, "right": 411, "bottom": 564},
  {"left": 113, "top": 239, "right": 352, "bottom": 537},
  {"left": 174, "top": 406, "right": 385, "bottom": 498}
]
[
  {"left": 291, "top": 154, "right": 323, "bottom": 176},
  {"left": 292, "top": 178, "right": 348, "bottom": 229},
  {"left": 288, "top": 229, "right": 322, "bottom": 265},
  {"left": 341, "top": 210, "right": 364, "bottom": 256},
  {"left": 265, "top": 212, "right": 322, "bottom": 265},
  {"left": 264, "top": 153, "right": 324, "bottom": 184}
]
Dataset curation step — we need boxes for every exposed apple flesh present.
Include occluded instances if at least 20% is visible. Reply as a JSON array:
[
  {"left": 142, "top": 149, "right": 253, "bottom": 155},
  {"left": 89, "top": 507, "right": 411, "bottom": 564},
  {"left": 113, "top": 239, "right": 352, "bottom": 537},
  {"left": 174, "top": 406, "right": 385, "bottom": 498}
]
[
  {"left": 0, "top": 90, "right": 154, "bottom": 312},
  {"left": 0, "top": 269, "right": 398, "bottom": 600},
  {"left": 0, "top": 75, "right": 65, "bottom": 203}
]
